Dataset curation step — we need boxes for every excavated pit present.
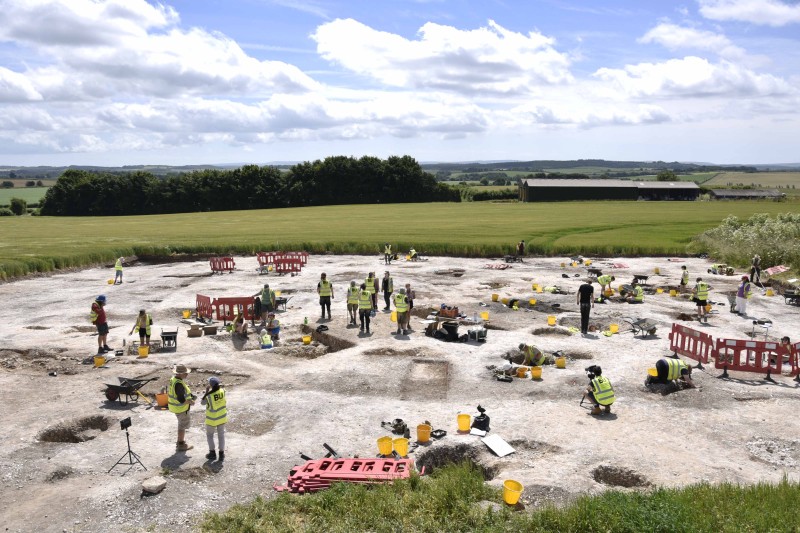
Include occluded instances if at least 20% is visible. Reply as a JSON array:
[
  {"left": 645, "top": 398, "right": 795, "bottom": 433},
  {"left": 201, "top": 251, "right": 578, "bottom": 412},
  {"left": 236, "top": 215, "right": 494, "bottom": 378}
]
[
  {"left": 363, "top": 347, "right": 425, "bottom": 357},
  {"left": 38, "top": 415, "right": 113, "bottom": 443},
  {"left": 400, "top": 358, "right": 450, "bottom": 401},
  {"left": 416, "top": 444, "right": 498, "bottom": 480},
  {"left": 592, "top": 465, "right": 650, "bottom": 488},
  {"left": 301, "top": 325, "right": 356, "bottom": 353}
]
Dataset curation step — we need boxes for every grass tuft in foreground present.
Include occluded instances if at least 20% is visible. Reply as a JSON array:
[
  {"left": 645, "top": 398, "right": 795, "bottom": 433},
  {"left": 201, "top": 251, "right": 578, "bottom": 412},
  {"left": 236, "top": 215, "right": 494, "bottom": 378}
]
[{"left": 201, "top": 463, "right": 800, "bottom": 533}]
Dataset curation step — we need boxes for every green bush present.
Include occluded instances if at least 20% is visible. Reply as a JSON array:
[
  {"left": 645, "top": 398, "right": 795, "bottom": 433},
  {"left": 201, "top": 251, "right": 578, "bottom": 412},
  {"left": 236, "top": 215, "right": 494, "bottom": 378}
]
[
  {"left": 9, "top": 197, "right": 26, "bottom": 216},
  {"left": 0, "top": 208, "right": 13, "bottom": 216}
]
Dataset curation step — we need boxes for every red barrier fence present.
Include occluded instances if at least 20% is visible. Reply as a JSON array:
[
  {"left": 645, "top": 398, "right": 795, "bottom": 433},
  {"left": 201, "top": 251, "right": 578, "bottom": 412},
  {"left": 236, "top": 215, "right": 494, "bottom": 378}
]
[
  {"left": 196, "top": 294, "right": 213, "bottom": 320},
  {"left": 668, "top": 323, "right": 714, "bottom": 367},
  {"left": 713, "top": 338, "right": 784, "bottom": 382},
  {"left": 210, "top": 257, "right": 235, "bottom": 274},
  {"left": 789, "top": 342, "right": 799, "bottom": 378},
  {"left": 274, "top": 258, "right": 303, "bottom": 276},
  {"left": 213, "top": 296, "right": 256, "bottom": 324}
]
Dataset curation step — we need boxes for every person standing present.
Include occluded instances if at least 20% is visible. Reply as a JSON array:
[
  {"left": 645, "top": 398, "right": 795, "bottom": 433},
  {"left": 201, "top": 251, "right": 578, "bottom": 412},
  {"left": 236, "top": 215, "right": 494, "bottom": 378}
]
[
  {"left": 393, "top": 287, "right": 410, "bottom": 335},
  {"left": 735, "top": 276, "right": 752, "bottom": 316},
  {"left": 317, "top": 273, "right": 334, "bottom": 320},
  {"left": 381, "top": 271, "right": 394, "bottom": 311},
  {"left": 364, "top": 272, "right": 376, "bottom": 310},
  {"left": 114, "top": 257, "right": 124, "bottom": 284},
  {"left": 201, "top": 376, "right": 227, "bottom": 462},
  {"left": 358, "top": 283, "right": 373, "bottom": 334},
  {"left": 692, "top": 277, "right": 710, "bottom": 323},
  {"left": 576, "top": 280, "right": 594, "bottom": 335},
  {"left": 750, "top": 254, "right": 761, "bottom": 284},
  {"left": 384, "top": 243, "right": 392, "bottom": 265},
  {"left": 680, "top": 266, "right": 689, "bottom": 292},
  {"left": 168, "top": 364, "right": 195, "bottom": 452},
  {"left": 346, "top": 281, "right": 359, "bottom": 325},
  {"left": 516, "top": 240, "right": 525, "bottom": 258},
  {"left": 255, "top": 283, "right": 275, "bottom": 323},
  {"left": 405, "top": 283, "right": 416, "bottom": 329},
  {"left": 90, "top": 295, "right": 111, "bottom": 355},
  {"left": 129, "top": 309, "right": 152, "bottom": 346}
]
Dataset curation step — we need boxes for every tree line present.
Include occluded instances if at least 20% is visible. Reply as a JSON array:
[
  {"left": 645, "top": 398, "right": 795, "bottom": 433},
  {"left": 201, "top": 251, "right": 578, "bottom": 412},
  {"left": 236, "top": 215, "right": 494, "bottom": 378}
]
[{"left": 40, "top": 155, "right": 460, "bottom": 216}]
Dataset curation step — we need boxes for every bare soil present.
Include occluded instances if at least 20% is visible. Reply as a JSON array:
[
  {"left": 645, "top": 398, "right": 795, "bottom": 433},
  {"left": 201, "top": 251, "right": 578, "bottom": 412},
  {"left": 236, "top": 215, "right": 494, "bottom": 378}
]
[{"left": 0, "top": 254, "right": 798, "bottom": 532}]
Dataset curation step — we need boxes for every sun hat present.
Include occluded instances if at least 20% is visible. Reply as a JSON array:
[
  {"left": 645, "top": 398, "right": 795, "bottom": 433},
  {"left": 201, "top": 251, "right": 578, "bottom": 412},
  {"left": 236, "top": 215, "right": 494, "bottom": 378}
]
[{"left": 173, "top": 364, "right": 191, "bottom": 375}]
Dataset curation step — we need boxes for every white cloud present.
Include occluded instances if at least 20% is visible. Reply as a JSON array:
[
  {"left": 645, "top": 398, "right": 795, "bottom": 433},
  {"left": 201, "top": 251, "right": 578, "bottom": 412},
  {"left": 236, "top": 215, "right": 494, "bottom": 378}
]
[
  {"left": 698, "top": 0, "right": 800, "bottom": 26},
  {"left": 639, "top": 23, "right": 745, "bottom": 59},
  {"left": 312, "top": 18, "right": 573, "bottom": 95},
  {"left": 0, "top": 67, "right": 43, "bottom": 101},
  {"left": 594, "top": 56, "right": 794, "bottom": 98},
  {"left": 0, "top": 0, "right": 318, "bottom": 102}
]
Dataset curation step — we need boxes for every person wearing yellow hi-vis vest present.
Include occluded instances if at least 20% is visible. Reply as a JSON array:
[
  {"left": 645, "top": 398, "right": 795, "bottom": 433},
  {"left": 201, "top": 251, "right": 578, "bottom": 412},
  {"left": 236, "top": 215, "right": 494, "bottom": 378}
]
[
  {"left": 735, "top": 275, "right": 753, "bottom": 316},
  {"left": 585, "top": 366, "right": 615, "bottom": 415},
  {"left": 393, "top": 288, "right": 409, "bottom": 335},
  {"left": 201, "top": 376, "right": 227, "bottom": 462},
  {"left": 358, "top": 283, "right": 373, "bottom": 334},
  {"left": 168, "top": 364, "right": 195, "bottom": 452},
  {"left": 596, "top": 274, "right": 615, "bottom": 295},
  {"left": 384, "top": 243, "right": 392, "bottom": 265},
  {"left": 646, "top": 358, "right": 695, "bottom": 388},
  {"left": 317, "top": 272, "right": 334, "bottom": 320},
  {"left": 692, "top": 277, "right": 710, "bottom": 322},
  {"left": 625, "top": 281, "right": 644, "bottom": 304},
  {"left": 114, "top": 257, "right": 124, "bottom": 284},
  {"left": 129, "top": 309, "right": 153, "bottom": 346},
  {"left": 518, "top": 343, "right": 546, "bottom": 366},
  {"left": 346, "top": 281, "right": 360, "bottom": 326}
]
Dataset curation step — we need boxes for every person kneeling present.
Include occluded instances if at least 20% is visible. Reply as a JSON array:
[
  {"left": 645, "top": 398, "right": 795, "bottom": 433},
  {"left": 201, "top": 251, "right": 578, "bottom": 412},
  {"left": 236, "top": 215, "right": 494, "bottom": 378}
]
[
  {"left": 646, "top": 358, "right": 695, "bottom": 388},
  {"left": 586, "top": 365, "right": 615, "bottom": 415}
]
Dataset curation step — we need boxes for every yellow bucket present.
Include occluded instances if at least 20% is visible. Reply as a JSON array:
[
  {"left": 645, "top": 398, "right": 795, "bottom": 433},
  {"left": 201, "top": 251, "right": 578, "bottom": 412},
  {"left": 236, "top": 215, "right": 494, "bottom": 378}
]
[
  {"left": 571, "top": 262, "right": 577, "bottom": 267},
  {"left": 656, "top": 288, "right": 664, "bottom": 294},
  {"left": 560, "top": 262, "right": 566, "bottom": 268},
  {"left": 585, "top": 260, "right": 592, "bottom": 265},
  {"left": 377, "top": 436, "right": 393, "bottom": 456},
  {"left": 182, "top": 310, "right": 191, "bottom": 319},
  {"left": 405, "top": 255, "right": 411, "bottom": 260},
  {"left": 137, "top": 346, "right": 149, "bottom": 358},
  {"left": 491, "top": 293, "right": 499, "bottom": 302},
  {"left": 93, "top": 355, "right": 106, "bottom": 368},
  {"left": 670, "top": 289, "right": 677, "bottom": 297},
  {"left": 604, "top": 289, "right": 613, "bottom": 297},
  {"left": 547, "top": 315, "right": 556, "bottom": 326},
  {"left": 391, "top": 311, "right": 397, "bottom": 322},
  {"left": 530, "top": 366, "right": 542, "bottom": 380},
  {"left": 705, "top": 304, "right": 712, "bottom": 313},
  {"left": 457, "top": 413, "right": 471, "bottom": 432},
  {"left": 555, "top": 357, "right": 566, "bottom": 369},
  {"left": 417, "top": 424, "right": 432, "bottom": 443},
  {"left": 536, "top": 285, "right": 543, "bottom": 293},
  {"left": 393, "top": 437, "right": 409, "bottom": 457},
  {"left": 529, "top": 298, "right": 537, "bottom": 306},
  {"left": 503, "top": 480, "right": 524, "bottom": 505},
  {"left": 648, "top": 368, "right": 658, "bottom": 377},
  {"left": 107, "top": 279, "right": 114, "bottom": 285},
  {"left": 609, "top": 324, "right": 619, "bottom": 334},
  {"left": 302, "top": 335, "right": 312, "bottom": 345},
  {"left": 480, "top": 311, "right": 489, "bottom": 320},
  {"left": 766, "top": 289, "right": 775, "bottom": 297},
  {"left": 501, "top": 297, "right": 509, "bottom": 305},
  {"left": 516, "top": 366, "right": 528, "bottom": 378},
  {"left": 275, "top": 290, "right": 281, "bottom": 297},
  {"left": 654, "top": 267, "right": 661, "bottom": 275}
]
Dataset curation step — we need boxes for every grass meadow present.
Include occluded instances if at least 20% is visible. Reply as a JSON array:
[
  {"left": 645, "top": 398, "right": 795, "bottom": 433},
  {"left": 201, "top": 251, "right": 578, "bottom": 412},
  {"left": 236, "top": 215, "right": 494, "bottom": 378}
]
[
  {"left": 1, "top": 200, "right": 798, "bottom": 280},
  {"left": 705, "top": 172, "right": 800, "bottom": 195},
  {"left": 0, "top": 187, "right": 49, "bottom": 206}
]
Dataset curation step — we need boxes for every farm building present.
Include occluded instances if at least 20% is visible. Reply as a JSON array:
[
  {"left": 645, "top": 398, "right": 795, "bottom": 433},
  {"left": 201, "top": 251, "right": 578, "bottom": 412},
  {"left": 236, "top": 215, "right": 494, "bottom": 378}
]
[
  {"left": 709, "top": 189, "right": 785, "bottom": 200},
  {"left": 518, "top": 179, "right": 700, "bottom": 202}
]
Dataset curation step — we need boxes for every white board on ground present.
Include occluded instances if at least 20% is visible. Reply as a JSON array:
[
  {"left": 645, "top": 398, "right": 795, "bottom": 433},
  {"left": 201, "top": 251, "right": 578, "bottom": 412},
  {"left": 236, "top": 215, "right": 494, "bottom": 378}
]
[{"left": 482, "top": 434, "right": 515, "bottom": 457}]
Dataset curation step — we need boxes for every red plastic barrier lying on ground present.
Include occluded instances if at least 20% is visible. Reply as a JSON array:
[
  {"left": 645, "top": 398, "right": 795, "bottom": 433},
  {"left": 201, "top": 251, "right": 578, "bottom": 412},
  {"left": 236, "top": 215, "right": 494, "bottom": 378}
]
[
  {"left": 668, "top": 323, "right": 714, "bottom": 366},
  {"left": 713, "top": 337, "right": 784, "bottom": 381},
  {"left": 195, "top": 294, "right": 213, "bottom": 320}
]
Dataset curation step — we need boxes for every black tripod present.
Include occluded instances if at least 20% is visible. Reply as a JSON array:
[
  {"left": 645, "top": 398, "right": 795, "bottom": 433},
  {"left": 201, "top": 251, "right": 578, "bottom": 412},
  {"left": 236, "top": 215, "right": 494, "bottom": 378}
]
[{"left": 108, "top": 426, "right": 146, "bottom": 475}]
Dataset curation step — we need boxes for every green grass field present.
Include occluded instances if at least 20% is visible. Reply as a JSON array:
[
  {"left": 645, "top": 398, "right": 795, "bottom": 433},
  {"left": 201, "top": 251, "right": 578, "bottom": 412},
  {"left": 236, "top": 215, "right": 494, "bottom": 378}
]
[
  {"left": 0, "top": 187, "right": 48, "bottom": 206},
  {"left": 704, "top": 172, "right": 800, "bottom": 196},
  {"left": 1, "top": 200, "right": 798, "bottom": 279}
]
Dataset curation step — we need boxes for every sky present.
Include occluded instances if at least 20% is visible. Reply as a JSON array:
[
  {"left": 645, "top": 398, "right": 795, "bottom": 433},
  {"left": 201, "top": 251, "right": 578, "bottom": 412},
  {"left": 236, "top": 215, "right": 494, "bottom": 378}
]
[{"left": 0, "top": 0, "right": 799, "bottom": 166}]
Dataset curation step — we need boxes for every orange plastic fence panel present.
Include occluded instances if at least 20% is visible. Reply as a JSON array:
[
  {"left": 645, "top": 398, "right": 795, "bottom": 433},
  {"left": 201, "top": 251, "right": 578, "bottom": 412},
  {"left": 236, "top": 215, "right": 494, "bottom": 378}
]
[
  {"left": 713, "top": 338, "right": 782, "bottom": 375},
  {"left": 668, "top": 323, "right": 713, "bottom": 364},
  {"left": 195, "top": 294, "right": 213, "bottom": 319}
]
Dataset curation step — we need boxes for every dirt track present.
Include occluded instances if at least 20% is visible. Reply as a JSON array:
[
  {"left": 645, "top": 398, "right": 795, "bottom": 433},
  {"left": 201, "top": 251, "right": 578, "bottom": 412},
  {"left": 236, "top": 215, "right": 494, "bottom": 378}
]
[{"left": 1, "top": 254, "right": 798, "bottom": 532}]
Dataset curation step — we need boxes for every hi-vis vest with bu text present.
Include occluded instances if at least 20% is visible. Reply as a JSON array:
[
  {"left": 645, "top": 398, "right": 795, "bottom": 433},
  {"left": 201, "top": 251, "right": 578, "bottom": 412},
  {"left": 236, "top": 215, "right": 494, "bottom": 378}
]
[
  {"left": 205, "top": 388, "right": 228, "bottom": 426},
  {"left": 591, "top": 376, "right": 615, "bottom": 406},
  {"left": 358, "top": 290, "right": 373, "bottom": 309},
  {"left": 347, "top": 286, "right": 360, "bottom": 304}
]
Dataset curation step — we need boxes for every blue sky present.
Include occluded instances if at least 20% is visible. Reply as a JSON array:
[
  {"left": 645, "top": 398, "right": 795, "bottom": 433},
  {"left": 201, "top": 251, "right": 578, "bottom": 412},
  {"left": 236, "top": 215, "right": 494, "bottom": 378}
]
[{"left": 0, "top": 0, "right": 799, "bottom": 166}]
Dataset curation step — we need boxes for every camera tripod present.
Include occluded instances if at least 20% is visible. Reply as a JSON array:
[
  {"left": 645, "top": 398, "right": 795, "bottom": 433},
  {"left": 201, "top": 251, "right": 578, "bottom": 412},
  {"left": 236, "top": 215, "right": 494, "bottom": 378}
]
[{"left": 108, "top": 426, "right": 146, "bottom": 475}]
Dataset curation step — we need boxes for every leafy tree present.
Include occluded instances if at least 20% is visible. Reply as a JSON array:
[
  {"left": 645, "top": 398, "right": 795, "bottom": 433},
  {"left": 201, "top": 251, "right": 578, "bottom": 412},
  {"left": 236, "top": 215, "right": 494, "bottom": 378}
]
[
  {"left": 656, "top": 170, "right": 677, "bottom": 181},
  {"left": 479, "top": 178, "right": 489, "bottom": 186},
  {"left": 10, "top": 197, "right": 27, "bottom": 215},
  {"left": 25, "top": 180, "right": 36, "bottom": 187},
  {"left": 36, "top": 180, "right": 44, "bottom": 187},
  {"left": 1, "top": 181, "right": 13, "bottom": 188}
]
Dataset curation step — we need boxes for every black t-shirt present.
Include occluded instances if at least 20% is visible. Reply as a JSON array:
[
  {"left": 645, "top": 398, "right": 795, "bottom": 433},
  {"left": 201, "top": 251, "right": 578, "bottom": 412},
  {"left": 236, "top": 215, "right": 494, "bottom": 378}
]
[{"left": 578, "top": 283, "right": 594, "bottom": 304}]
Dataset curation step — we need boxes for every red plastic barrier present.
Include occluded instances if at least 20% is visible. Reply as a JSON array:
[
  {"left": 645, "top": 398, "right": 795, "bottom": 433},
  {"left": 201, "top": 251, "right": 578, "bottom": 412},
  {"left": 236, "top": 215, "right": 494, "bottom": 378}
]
[
  {"left": 257, "top": 252, "right": 278, "bottom": 266},
  {"left": 713, "top": 338, "right": 784, "bottom": 381},
  {"left": 668, "top": 323, "right": 714, "bottom": 366},
  {"left": 274, "top": 258, "right": 302, "bottom": 275},
  {"left": 788, "top": 342, "right": 799, "bottom": 377},
  {"left": 210, "top": 256, "right": 235, "bottom": 273},
  {"left": 196, "top": 294, "right": 213, "bottom": 320},
  {"left": 213, "top": 297, "right": 256, "bottom": 324}
]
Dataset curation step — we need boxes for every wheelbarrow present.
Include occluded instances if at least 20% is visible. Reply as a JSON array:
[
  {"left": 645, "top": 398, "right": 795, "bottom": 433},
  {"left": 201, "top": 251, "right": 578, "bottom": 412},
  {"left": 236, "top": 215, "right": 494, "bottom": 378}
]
[
  {"left": 622, "top": 317, "right": 657, "bottom": 337},
  {"left": 104, "top": 377, "right": 157, "bottom": 405}
]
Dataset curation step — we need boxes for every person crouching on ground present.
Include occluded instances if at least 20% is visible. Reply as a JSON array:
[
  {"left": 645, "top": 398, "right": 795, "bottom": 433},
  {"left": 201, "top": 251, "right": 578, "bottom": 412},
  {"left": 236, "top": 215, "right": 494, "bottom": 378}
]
[
  {"left": 735, "top": 275, "right": 752, "bottom": 316},
  {"left": 202, "top": 376, "right": 227, "bottom": 462},
  {"left": 168, "top": 364, "right": 195, "bottom": 452},
  {"left": 645, "top": 358, "right": 695, "bottom": 388},
  {"left": 517, "top": 343, "right": 548, "bottom": 366},
  {"left": 129, "top": 309, "right": 152, "bottom": 346},
  {"left": 625, "top": 281, "right": 644, "bottom": 304},
  {"left": 586, "top": 366, "right": 615, "bottom": 415},
  {"left": 232, "top": 308, "right": 248, "bottom": 337},
  {"left": 265, "top": 312, "right": 280, "bottom": 340}
]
